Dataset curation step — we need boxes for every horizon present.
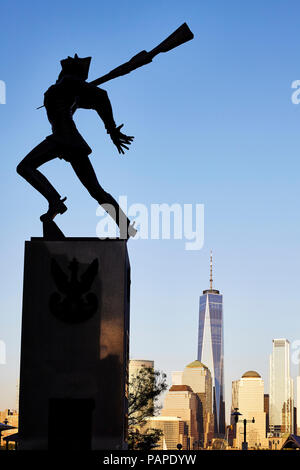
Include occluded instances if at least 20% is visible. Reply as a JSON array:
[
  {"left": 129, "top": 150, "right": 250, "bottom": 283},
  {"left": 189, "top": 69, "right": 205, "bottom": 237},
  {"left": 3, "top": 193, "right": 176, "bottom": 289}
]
[{"left": 1, "top": 0, "right": 300, "bottom": 429}]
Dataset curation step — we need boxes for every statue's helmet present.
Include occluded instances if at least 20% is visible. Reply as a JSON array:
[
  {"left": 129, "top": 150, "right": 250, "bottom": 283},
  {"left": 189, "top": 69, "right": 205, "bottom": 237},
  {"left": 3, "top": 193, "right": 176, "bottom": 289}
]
[{"left": 60, "top": 54, "right": 91, "bottom": 80}]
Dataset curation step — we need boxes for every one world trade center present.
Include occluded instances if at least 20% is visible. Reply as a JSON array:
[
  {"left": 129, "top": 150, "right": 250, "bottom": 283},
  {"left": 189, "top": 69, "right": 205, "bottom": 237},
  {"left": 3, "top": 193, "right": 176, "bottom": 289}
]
[{"left": 197, "top": 251, "right": 225, "bottom": 436}]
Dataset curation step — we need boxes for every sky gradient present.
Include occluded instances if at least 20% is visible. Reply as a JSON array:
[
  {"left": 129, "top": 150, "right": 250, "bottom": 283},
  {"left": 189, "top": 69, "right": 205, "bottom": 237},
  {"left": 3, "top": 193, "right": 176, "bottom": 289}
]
[{"left": 1, "top": 0, "right": 300, "bottom": 421}]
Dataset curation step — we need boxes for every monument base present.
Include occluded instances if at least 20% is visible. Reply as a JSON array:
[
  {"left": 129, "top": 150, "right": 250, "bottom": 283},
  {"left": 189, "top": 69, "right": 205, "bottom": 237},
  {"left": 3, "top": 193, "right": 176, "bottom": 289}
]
[{"left": 18, "top": 238, "right": 130, "bottom": 450}]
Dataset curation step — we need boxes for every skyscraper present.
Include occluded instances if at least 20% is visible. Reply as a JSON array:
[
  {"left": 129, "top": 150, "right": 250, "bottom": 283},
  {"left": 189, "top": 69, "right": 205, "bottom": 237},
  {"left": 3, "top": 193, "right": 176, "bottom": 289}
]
[
  {"left": 231, "top": 371, "right": 267, "bottom": 449},
  {"left": 295, "top": 352, "right": 300, "bottom": 435},
  {"left": 269, "top": 339, "right": 294, "bottom": 435},
  {"left": 129, "top": 359, "right": 155, "bottom": 425},
  {"left": 182, "top": 361, "right": 214, "bottom": 446},
  {"left": 297, "top": 369, "right": 300, "bottom": 435},
  {"left": 170, "top": 360, "right": 214, "bottom": 447},
  {"left": 197, "top": 251, "right": 225, "bottom": 436},
  {"left": 129, "top": 359, "right": 154, "bottom": 379},
  {"left": 161, "top": 385, "right": 199, "bottom": 449}
]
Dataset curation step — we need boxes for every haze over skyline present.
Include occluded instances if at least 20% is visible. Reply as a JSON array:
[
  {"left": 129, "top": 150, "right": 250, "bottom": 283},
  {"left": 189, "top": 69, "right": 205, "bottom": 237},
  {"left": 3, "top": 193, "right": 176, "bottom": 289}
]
[{"left": 1, "top": 0, "right": 300, "bottom": 422}]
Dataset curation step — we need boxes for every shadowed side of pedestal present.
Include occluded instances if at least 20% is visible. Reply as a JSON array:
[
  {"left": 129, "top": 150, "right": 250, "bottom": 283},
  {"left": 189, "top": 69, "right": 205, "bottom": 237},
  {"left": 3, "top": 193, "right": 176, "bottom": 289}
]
[{"left": 18, "top": 238, "right": 130, "bottom": 450}]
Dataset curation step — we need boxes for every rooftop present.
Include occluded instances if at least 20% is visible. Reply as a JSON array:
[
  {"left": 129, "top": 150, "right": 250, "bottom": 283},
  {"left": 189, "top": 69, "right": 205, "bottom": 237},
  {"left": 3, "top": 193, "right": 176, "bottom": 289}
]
[
  {"left": 202, "top": 289, "right": 220, "bottom": 295},
  {"left": 242, "top": 370, "right": 261, "bottom": 379},
  {"left": 186, "top": 360, "right": 208, "bottom": 369},
  {"left": 169, "top": 385, "right": 193, "bottom": 392},
  {"left": 146, "top": 416, "right": 182, "bottom": 422}
]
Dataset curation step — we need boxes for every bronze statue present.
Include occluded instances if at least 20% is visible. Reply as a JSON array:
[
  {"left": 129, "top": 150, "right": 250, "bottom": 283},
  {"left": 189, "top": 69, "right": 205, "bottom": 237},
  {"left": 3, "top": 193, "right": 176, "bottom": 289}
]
[{"left": 17, "top": 23, "right": 193, "bottom": 239}]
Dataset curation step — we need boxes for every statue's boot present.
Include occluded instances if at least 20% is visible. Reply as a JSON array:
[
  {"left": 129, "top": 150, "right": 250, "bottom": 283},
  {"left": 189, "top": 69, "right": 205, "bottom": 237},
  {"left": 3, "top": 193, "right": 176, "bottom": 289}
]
[
  {"left": 127, "top": 221, "right": 137, "bottom": 240},
  {"left": 117, "top": 212, "right": 137, "bottom": 240},
  {"left": 40, "top": 197, "right": 68, "bottom": 222}
]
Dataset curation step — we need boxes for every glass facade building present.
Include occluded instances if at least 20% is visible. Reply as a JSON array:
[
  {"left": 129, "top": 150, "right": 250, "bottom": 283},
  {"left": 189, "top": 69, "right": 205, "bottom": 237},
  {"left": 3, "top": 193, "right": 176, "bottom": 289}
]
[
  {"left": 269, "top": 339, "right": 294, "bottom": 435},
  {"left": 197, "top": 287, "right": 225, "bottom": 436}
]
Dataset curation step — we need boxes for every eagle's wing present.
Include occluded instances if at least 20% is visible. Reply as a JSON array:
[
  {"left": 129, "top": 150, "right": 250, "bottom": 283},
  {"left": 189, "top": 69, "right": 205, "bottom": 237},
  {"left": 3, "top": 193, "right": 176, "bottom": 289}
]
[
  {"left": 51, "top": 259, "right": 69, "bottom": 293},
  {"left": 80, "top": 258, "right": 99, "bottom": 293}
]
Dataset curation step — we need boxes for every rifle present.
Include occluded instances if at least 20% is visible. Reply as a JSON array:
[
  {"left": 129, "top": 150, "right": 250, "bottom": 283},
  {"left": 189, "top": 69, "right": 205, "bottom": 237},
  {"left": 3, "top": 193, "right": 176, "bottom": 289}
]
[
  {"left": 36, "top": 23, "right": 193, "bottom": 109},
  {"left": 89, "top": 23, "right": 194, "bottom": 87}
]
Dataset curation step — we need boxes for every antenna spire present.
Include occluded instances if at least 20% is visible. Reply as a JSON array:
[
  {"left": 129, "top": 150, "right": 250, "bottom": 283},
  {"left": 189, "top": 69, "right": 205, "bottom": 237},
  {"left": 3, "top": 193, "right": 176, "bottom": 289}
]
[{"left": 210, "top": 250, "right": 213, "bottom": 290}]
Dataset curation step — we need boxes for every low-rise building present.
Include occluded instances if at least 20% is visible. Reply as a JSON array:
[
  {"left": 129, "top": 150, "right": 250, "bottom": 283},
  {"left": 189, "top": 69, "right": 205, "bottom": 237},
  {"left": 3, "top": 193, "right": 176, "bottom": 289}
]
[
  {"left": 0, "top": 409, "right": 18, "bottom": 447},
  {"left": 142, "top": 416, "right": 189, "bottom": 450}
]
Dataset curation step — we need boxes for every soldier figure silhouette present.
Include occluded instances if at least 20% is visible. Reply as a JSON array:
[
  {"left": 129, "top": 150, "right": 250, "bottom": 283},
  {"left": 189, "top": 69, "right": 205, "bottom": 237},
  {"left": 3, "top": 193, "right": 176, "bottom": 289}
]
[
  {"left": 17, "top": 25, "right": 194, "bottom": 239},
  {"left": 17, "top": 54, "right": 136, "bottom": 239}
]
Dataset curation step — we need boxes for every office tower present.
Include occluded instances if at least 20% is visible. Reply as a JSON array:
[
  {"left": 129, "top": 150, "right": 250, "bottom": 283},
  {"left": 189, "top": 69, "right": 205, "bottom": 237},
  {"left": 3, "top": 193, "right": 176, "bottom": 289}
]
[
  {"left": 269, "top": 339, "right": 294, "bottom": 435},
  {"left": 171, "top": 371, "right": 183, "bottom": 386},
  {"left": 161, "top": 385, "right": 199, "bottom": 449},
  {"left": 16, "top": 380, "right": 20, "bottom": 414},
  {"left": 197, "top": 251, "right": 225, "bottom": 436},
  {"left": 182, "top": 360, "right": 214, "bottom": 446},
  {"left": 129, "top": 359, "right": 155, "bottom": 425},
  {"left": 143, "top": 416, "right": 189, "bottom": 450},
  {"left": 297, "top": 372, "right": 300, "bottom": 435},
  {"left": 129, "top": 359, "right": 154, "bottom": 379},
  {"left": 231, "top": 371, "right": 267, "bottom": 449}
]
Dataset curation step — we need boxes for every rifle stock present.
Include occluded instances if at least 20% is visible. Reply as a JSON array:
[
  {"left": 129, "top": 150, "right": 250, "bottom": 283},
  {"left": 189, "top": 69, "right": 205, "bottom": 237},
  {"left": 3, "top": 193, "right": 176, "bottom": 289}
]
[{"left": 149, "top": 22, "right": 194, "bottom": 56}]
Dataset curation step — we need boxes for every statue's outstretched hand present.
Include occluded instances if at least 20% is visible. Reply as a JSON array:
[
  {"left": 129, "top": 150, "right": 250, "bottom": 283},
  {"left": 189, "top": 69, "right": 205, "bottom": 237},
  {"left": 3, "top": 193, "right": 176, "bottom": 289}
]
[{"left": 110, "top": 124, "right": 134, "bottom": 155}]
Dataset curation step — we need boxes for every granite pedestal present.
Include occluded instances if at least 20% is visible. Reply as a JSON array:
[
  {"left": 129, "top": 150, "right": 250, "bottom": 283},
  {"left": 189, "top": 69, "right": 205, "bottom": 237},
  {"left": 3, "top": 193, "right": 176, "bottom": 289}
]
[{"left": 18, "top": 238, "right": 130, "bottom": 450}]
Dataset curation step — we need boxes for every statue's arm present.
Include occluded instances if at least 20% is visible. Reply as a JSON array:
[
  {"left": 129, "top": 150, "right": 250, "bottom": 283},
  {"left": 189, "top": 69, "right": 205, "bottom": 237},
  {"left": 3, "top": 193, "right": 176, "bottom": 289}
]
[
  {"left": 77, "top": 83, "right": 134, "bottom": 155},
  {"left": 76, "top": 84, "right": 117, "bottom": 134}
]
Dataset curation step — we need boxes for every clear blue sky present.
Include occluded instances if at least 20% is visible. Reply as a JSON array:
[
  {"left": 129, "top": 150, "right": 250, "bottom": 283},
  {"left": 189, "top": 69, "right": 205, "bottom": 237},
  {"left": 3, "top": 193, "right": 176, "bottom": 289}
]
[{"left": 1, "top": 0, "right": 300, "bottom": 421}]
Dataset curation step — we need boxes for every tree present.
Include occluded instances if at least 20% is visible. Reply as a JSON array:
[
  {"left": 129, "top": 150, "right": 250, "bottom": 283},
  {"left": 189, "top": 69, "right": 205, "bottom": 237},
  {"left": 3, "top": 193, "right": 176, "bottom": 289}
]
[{"left": 128, "top": 367, "right": 168, "bottom": 450}]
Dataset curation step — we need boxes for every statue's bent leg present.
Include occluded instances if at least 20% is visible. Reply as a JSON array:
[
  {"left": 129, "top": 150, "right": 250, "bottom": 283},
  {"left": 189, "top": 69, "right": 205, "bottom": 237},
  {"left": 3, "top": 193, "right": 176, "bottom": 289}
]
[
  {"left": 70, "top": 154, "right": 130, "bottom": 237},
  {"left": 17, "top": 139, "right": 62, "bottom": 203}
]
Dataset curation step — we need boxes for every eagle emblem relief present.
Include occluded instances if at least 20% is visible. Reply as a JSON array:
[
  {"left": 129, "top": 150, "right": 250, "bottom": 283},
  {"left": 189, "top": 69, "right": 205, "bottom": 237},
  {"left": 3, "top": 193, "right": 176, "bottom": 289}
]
[{"left": 49, "top": 257, "right": 99, "bottom": 323}]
